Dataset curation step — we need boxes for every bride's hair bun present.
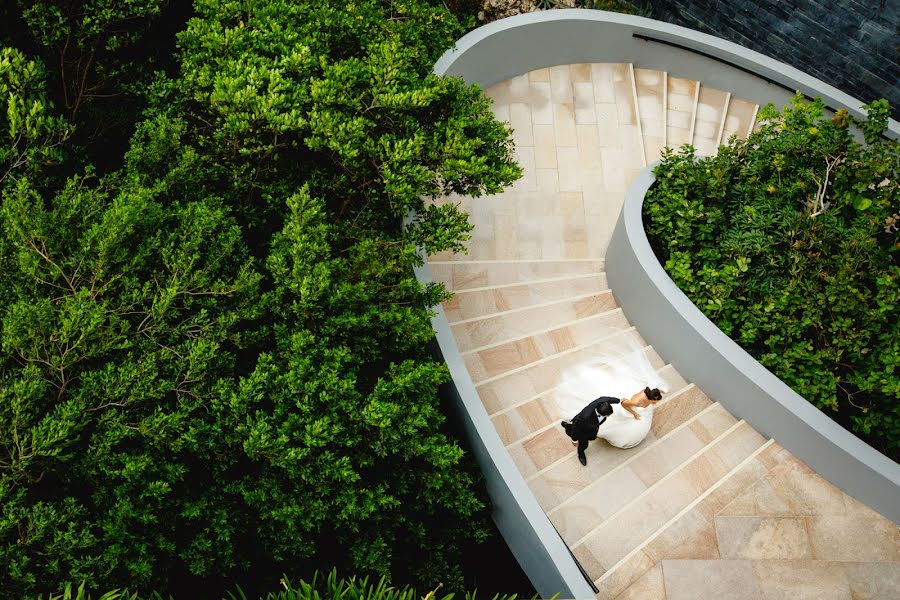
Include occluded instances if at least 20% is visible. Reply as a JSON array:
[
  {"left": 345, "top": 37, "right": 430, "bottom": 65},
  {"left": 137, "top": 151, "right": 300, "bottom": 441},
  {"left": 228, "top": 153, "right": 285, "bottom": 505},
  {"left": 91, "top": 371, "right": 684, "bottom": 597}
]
[{"left": 644, "top": 387, "right": 662, "bottom": 401}]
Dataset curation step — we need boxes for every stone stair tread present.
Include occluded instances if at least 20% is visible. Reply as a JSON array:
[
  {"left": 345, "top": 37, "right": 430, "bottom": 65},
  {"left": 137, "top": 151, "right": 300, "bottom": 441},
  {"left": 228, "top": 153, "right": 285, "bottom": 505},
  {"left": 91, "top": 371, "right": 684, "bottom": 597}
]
[
  {"left": 658, "top": 558, "right": 900, "bottom": 600},
  {"left": 612, "top": 562, "right": 665, "bottom": 600},
  {"left": 666, "top": 76, "right": 699, "bottom": 151},
  {"left": 503, "top": 363, "right": 682, "bottom": 477},
  {"left": 594, "top": 441, "right": 790, "bottom": 599},
  {"left": 492, "top": 371, "right": 701, "bottom": 449},
  {"left": 543, "top": 403, "right": 736, "bottom": 535},
  {"left": 634, "top": 68, "right": 666, "bottom": 164},
  {"left": 463, "top": 307, "right": 629, "bottom": 382},
  {"left": 504, "top": 377, "right": 703, "bottom": 473},
  {"left": 476, "top": 332, "right": 678, "bottom": 415},
  {"left": 441, "top": 273, "right": 609, "bottom": 323},
  {"left": 721, "top": 97, "right": 758, "bottom": 142},
  {"left": 452, "top": 291, "right": 618, "bottom": 353},
  {"left": 429, "top": 259, "right": 604, "bottom": 291},
  {"left": 692, "top": 86, "right": 730, "bottom": 156},
  {"left": 572, "top": 421, "right": 767, "bottom": 579},
  {"left": 495, "top": 379, "right": 707, "bottom": 446}
]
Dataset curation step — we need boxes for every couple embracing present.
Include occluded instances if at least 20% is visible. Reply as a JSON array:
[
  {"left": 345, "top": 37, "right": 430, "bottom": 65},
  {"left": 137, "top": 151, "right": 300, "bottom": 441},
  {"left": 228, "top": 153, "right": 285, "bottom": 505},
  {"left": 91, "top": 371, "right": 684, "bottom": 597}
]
[{"left": 561, "top": 386, "right": 663, "bottom": 466}]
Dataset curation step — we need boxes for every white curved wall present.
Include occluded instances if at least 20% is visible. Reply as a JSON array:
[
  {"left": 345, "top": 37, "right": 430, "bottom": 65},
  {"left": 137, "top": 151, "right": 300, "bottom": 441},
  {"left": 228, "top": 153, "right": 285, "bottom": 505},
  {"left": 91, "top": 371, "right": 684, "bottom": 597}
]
[{"left": 606, "top": 165, "right": 900, "bottom": 524}]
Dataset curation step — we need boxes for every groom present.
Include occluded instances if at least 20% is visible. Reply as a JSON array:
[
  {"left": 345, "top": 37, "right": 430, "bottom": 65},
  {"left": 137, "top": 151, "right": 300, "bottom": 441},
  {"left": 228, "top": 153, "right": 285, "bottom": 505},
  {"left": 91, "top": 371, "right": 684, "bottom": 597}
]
[{"left": 560, "top": 396, "right": 621, "bottom": 466}]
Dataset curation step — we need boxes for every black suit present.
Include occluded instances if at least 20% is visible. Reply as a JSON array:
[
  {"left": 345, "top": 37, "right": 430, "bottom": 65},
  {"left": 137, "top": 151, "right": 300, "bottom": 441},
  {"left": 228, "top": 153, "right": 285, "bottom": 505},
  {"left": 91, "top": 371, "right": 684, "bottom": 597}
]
[{"left": 564, "top": 396, "right": 621, "bottom": 460}]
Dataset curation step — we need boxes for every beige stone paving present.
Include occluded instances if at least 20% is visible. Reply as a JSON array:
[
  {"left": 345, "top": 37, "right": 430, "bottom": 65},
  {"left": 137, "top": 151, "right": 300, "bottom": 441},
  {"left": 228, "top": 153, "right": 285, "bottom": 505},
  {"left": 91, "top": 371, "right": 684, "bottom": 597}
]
[
  {"left": 666, "top": 76, "right": 698, "bottom": 152},
  {"left": 426, "top": 64, "right": 899, "bottom": 599},
  {"left": 693, "top": 86, "right": 729, "bottom": 156},
  {"left": 635, "top": 68, "right": 665, "bottom": 164}
]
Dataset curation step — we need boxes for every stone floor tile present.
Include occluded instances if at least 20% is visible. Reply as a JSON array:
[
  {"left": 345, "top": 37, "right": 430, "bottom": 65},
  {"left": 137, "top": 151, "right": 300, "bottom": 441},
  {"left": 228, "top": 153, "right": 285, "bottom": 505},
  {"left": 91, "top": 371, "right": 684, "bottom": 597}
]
[
  {"left": 554, "top": 102, "right": 577, "bottom": 146},
  {"left": 662, "top": 559, "right": 762, "bottom": 600},
  {"left": 570, "top": 63, "right": 592, "bottom": 82},
  {"left": 591, "top": 63, "right": 617, "bottom": 104},
  {"left": 807, "top": 515, "right": 900, "bottom": 561},
  {"left": 528, "top": 68, "right": 550, "bottom": 82},
  {"left": 644, "top": 507, "right": 720, "bottom": 562},
  {"left": 751, "top": 560, "right": 851, "bottom": 600},
  {"left": 841, "top": 561, "right": 900, "bottom": 600},
  {"left": 715, "top": 516, "right": 813, "bottom": 559},
  {"left": 651, "top": 386, "right": 712, "bottom": 438},
  {"left": 595, "top": 549, "right": 655, "bottom": 600},
  {"left": 614, "top": 562, "right": 666, "bottom": 600}
]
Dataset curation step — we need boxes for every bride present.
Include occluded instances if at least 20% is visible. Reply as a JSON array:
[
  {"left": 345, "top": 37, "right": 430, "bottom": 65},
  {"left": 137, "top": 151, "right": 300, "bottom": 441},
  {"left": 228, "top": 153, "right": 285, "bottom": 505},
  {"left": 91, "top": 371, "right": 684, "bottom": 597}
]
[{"left": 596, "top": 386, "right": 662, "bottom": 449}]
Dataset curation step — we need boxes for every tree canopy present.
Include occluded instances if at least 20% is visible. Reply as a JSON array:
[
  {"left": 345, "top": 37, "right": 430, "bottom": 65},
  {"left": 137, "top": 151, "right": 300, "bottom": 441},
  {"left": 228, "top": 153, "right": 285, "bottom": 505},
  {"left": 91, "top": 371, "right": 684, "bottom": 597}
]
[{"left": 0, "top": 1, "right": 521, "bottom": 597}]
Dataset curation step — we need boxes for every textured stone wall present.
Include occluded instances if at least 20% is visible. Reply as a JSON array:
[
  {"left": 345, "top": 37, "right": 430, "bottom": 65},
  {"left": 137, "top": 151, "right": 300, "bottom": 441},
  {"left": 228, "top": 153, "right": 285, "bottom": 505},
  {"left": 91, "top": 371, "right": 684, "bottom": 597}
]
[{"left": 634, "top": 0, "right": 899, "bottom": 118}]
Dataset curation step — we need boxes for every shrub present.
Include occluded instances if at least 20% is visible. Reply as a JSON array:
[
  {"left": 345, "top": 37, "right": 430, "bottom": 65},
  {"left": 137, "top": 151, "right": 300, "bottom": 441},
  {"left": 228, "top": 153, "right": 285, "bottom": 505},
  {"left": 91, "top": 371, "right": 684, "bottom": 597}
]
[
  {"left": 644, "top": 94, "right": 899, "bottom": 459},
  {"left": 39, "top": 571, "right": 536, "bottom": 600}
]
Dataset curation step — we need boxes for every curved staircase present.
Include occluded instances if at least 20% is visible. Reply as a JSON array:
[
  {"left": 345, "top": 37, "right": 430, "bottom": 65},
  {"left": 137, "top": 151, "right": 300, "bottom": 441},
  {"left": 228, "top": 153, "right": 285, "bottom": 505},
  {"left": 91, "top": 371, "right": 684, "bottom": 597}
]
[{"left": 427, "top": 64, "right": 899, "bottom": 599}]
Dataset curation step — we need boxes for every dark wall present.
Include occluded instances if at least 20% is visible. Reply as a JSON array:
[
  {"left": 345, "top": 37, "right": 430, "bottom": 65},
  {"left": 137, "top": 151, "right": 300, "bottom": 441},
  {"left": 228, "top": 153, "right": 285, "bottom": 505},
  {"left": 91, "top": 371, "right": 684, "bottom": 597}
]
[{"left": 637, "top": 0, "right": 900, "bottom": 118}]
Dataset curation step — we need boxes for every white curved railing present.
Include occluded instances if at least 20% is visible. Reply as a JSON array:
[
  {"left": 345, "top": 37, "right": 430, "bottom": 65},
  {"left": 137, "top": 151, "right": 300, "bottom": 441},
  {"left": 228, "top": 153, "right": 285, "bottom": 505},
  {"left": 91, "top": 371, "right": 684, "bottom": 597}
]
[{"left": 424, "top": 10, "right": 900, "bottom": 598}]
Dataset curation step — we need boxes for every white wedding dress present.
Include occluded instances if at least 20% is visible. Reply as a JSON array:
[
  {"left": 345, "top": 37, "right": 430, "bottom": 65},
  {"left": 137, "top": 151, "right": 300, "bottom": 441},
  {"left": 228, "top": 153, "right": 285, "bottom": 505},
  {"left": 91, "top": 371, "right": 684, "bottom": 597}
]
[
  {"left": 553, "top": 336, "right": 665, "bottom": 451},
  {"left": 596, "top": 402, "right": 653, "bottom": 449}
]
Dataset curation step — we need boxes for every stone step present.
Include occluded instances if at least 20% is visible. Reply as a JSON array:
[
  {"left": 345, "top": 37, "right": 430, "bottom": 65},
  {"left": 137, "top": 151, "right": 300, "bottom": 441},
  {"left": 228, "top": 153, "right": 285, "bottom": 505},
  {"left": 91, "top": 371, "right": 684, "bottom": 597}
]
[
  {"left": 503, "top": 361, "right": 687, "bottom": 479},
  {"left": 430, "top": 194, "right": 599, "bottom": 260},
  {"left": 720, "top": 97, "right": 758, "bottom": 143},
  {"left": 502, "top": 376, "right": 708, "bottom": 475},
  {"left": 429, "top": 259, "right": 604, "bottom": 291},
  {"left": 441, "top": 273, "right": 609, "bottom": 323},
  {"left": 613, "top": 63, "right": 646, "bottom": 187},
  {"left": 572, "top": 420, "right": 768, "bottom": 581},
  {"left": 692, "top": 85, "right": 730, "bottom": 156},
  {"left": 599, "top": 441, "right": 900, "bottom": 599},
  {"left": 463, "top": 306, "right": 629, "bottom": 382},
  {"left": 452, "top": 291, "right": 618, "bottom": 353},
  {"left": 594, "top": 440, "right": 787, "bottom": 599},
  {"left": 475, "top": 329, "right": 684, "bottom": 416},
  {"left": 658, "top": 558, "right": 900, "bottom": 600},
  {"left": 666, "top": 76, "right": 700, "bottom": 152},
  {"left": 493, "top": 368, "right": 703, "bottom": 450},
  {"left": 536, "top": 401, "right": 734, "bottom": 519},
  {"left": 635, "top": 68, "right": 666, "bottom": 165}
]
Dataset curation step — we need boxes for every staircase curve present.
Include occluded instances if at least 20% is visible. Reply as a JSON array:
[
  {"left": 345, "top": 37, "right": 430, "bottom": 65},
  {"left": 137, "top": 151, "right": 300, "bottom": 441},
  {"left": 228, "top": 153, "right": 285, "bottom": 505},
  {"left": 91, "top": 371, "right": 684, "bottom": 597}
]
[{"left": 418, "top": 11, "right": 900, "bottom": 600}]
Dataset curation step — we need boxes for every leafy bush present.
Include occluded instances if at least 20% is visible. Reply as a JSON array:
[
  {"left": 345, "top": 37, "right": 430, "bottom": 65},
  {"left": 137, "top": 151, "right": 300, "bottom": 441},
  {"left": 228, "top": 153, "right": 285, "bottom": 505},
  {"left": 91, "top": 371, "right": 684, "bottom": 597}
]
[
  {"left": 644, "top": 94, "right": 899, "bottom": 459},
  {"left": 0, "top": 0, "right": 520, "bottom": 597},
  {"left": 40, "top": 571, "right": 535, "bottom": 600},
  {"left": 0, "top": 47, "right": 72, "bottom": 187}
]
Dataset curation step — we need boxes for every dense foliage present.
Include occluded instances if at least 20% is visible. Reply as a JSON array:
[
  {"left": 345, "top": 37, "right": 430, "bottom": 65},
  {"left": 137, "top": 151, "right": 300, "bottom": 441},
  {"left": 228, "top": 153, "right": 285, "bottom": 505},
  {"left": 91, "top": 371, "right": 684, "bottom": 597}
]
[
  {"left": 644, "top": 95, "right": 899, "bottom": 459},
  {"left": 41, "top": 570, "right": 534, "bottom": 600},
  {"left": 0, "top": 0, "right": 521, "bottom": 597},
  {"left": 1, "top": 0, "right": 190, "bottom": 170}
]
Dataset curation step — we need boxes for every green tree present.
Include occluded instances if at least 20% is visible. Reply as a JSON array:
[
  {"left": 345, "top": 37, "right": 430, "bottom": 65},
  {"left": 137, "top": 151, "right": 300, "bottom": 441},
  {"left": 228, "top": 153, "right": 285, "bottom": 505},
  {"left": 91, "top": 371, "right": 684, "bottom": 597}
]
[
  {"left": 2, "top": 0, "right": 191, "bottom": 172},
  {"left": 1, "top": 0, "right": 521, "bottom": 597},
  {"left": 0, "top": 47, "right": 72, "bottom": 188}
]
